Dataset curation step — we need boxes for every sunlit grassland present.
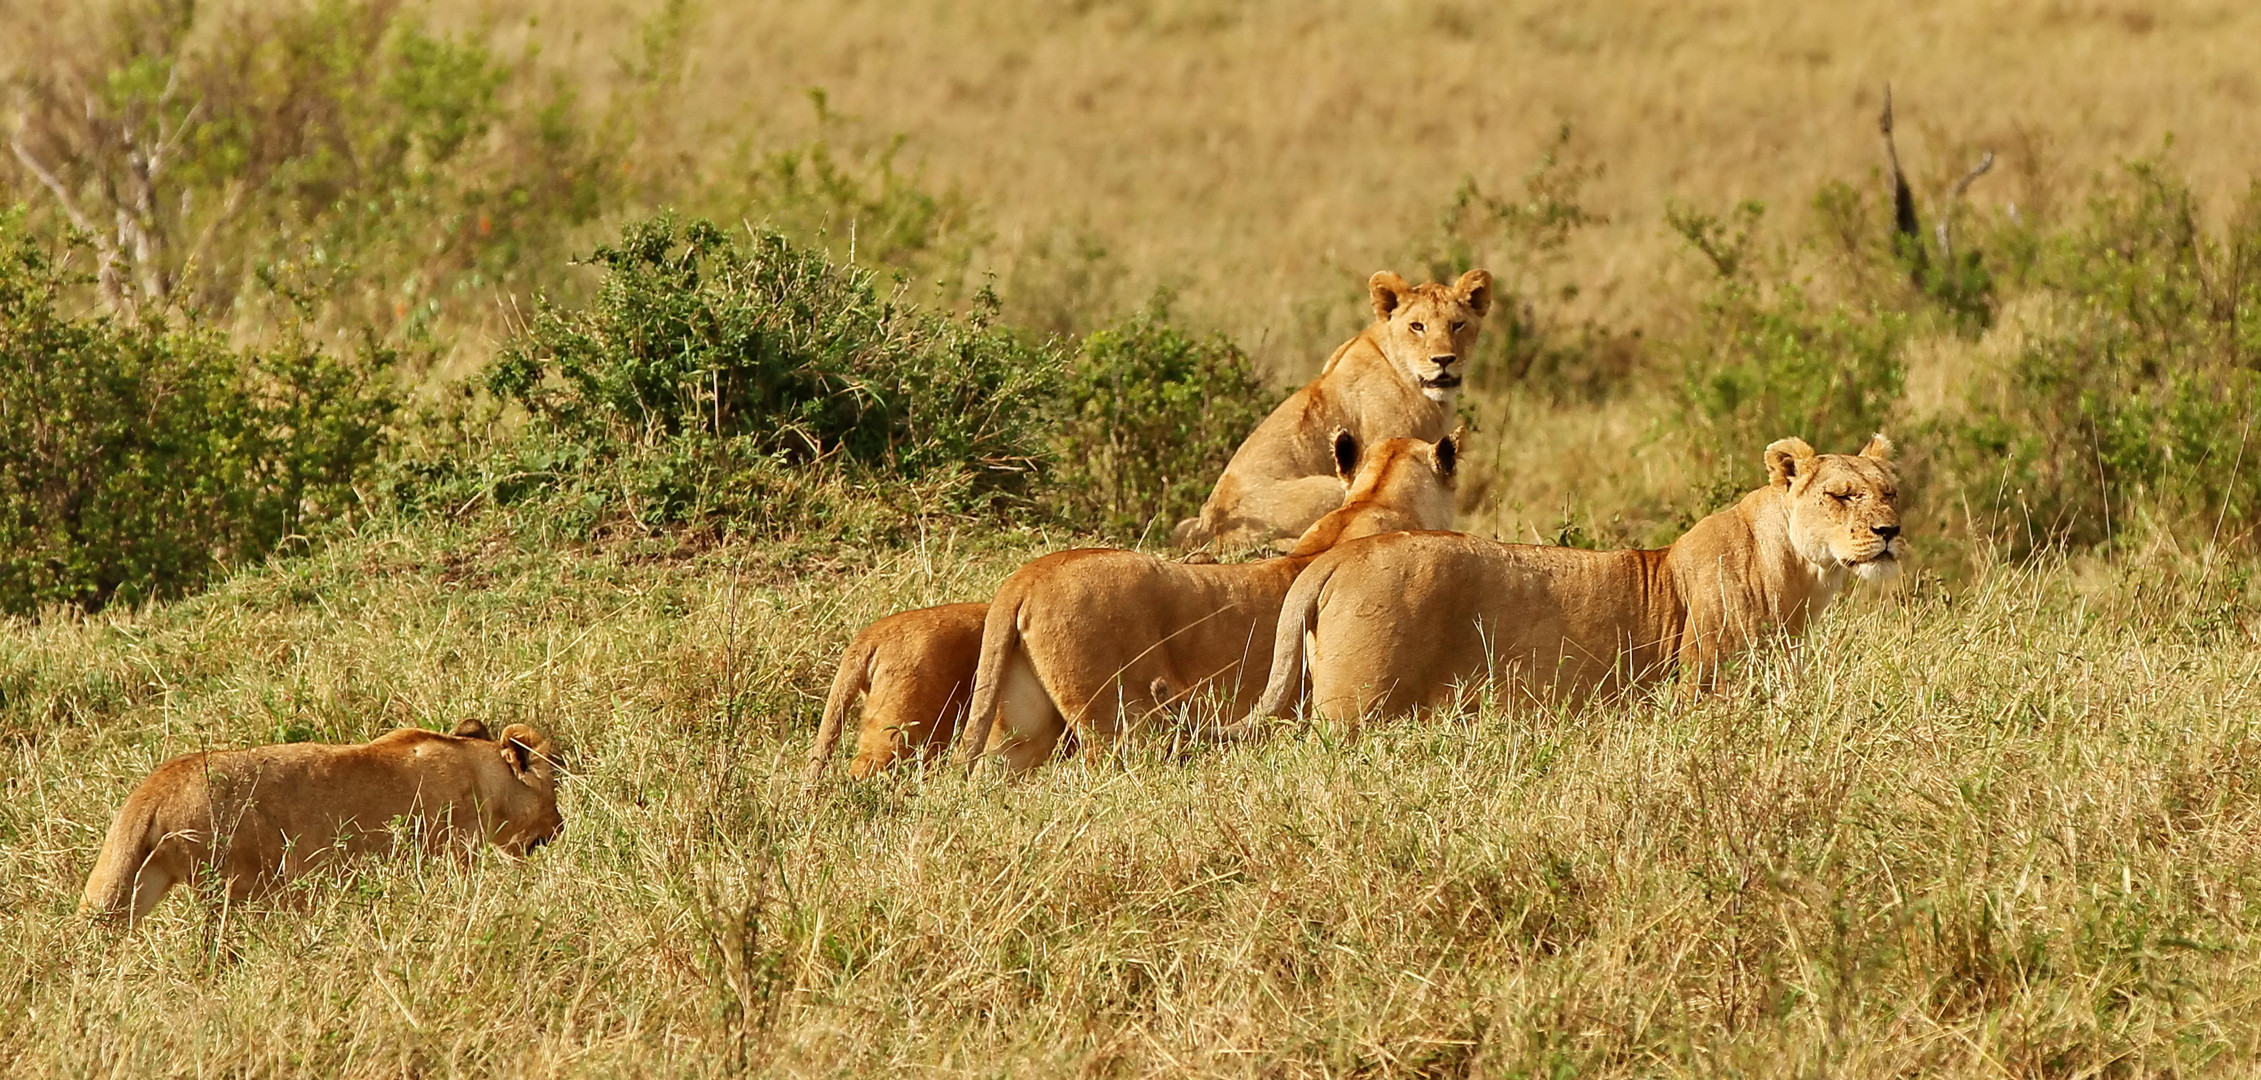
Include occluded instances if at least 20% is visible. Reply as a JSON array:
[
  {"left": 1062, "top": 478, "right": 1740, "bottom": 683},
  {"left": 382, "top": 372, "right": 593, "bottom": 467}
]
[
  {"left": 403, "top": 0, "right": 2261, "bottom": 371},
  {"left": 5, "top": 516, "right": 2258, "bottom": 1075},
  {"left": 5, "top": 1, "right": 2261, "bottom": 1074}
]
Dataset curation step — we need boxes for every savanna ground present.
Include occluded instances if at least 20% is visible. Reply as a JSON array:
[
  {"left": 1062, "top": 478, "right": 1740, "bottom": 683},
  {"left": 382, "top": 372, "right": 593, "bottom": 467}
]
[{"left": 5, "top": 1, "right": 2261, "bottom": 1075}]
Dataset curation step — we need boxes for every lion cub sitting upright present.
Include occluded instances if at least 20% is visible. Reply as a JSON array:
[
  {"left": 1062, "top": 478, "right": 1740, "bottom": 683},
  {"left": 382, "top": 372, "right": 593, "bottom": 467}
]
[
  {"left": 81, "top": 720, "right": 563, "bottom": 924},
  {"left": 1173, "top": 268, "right": 1490, "bottom": 552}
]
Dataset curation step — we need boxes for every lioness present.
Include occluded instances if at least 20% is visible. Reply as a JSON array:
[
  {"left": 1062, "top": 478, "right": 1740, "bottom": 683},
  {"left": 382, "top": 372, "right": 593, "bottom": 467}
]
[
  {"left": 806, "top": 601, "right": 988, "bottom": 782},
  {"left": 80, "top": 720, "right": 563, "bottom": 924},
  {"left": 961, "top": 430, "right": 1460, "bottom": 773},
  {"left": 1241, "top": 435, "right": 1903, "bottom": 726},
  {"left": 1173, "top": 269, "right": 1491, "bottom": 552}
]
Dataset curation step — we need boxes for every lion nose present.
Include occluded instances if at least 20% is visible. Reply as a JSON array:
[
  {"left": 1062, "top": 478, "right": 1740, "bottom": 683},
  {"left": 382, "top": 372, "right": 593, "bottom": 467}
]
[
  {"left": 1872, "top": 524, "right": 1900, "bottom": 540},
  {"left": 1432, "top": 354, "right": 1458, "bottom": 369}
]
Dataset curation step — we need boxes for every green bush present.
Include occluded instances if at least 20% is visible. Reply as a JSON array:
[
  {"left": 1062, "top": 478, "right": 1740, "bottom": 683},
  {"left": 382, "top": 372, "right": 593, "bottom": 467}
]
[
  {"left": 0, "top": 218, "right": 397, "bottom": 614},
  {"left": 4, "top": 0, "right": 642, "bottom": 339},
  {"left": 1041, "top": 296, "right": 1277, "bottom": 540},
  {"left": 1808, "top": 177, "right": 1996, "bottom": 336},
  {"left": 1935, "top": 160, "right": 2261, "bottom": 554},
  {"left": 1669, "top": 199, "right": 1906, "bottom": 472},
  {"left": 431, "top": 214, "right": 1061, "bottom": 537},
  {"left": 395, "top": 219, "right": 1280, "bottom": 545}
]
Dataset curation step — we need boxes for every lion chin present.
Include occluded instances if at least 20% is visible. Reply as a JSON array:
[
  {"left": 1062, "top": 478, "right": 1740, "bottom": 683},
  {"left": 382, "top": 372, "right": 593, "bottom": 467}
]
[{"left": 1848, "top": 555, "right": 1900, "bottom": 584}]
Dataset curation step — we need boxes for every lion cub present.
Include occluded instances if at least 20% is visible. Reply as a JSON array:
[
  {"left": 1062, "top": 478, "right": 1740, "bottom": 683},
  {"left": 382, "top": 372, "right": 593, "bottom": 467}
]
[
  {"left": 961, "top": 431, "right": 1459, "bottom": 773},
  {"left": 80, "top": 720, "right": 563, "bottom": 924},
  {"left": 1174, "top": 269, "right": 1490, "bottom": 551},
  {"left": 1239, "top": 435, "right": 1905, "bottom": 727},
  {"left": 806, "top": 601, "right": 988, "bottom": 781}
]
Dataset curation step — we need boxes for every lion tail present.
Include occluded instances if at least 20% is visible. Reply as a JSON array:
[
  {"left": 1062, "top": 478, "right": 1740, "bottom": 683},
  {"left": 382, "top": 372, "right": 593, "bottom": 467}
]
[
  {"left": 79, "top": 780, "right": 165, "bottom": 919},
  {"left": 956, "top": 592, "right": 1024, "bottom": 774},
  {"left": 806, "top": 630, "right": 879, "bottom": 784},
  {"left": 1225, "top": 557, "right": 1335, "bottom": 741}
]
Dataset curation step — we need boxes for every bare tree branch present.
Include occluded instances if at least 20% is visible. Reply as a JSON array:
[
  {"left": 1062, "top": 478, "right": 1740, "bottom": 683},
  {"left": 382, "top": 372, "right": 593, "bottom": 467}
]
[
  {"left": 9, "top": 129, "right": 95, "bottom": 234},
  {"left": 1937, "top": 152, "right": 1996, "bottom": 262},
  {"left": 1879, "top": 83, "right": 1920, "bottom": 252},
  {"left": 1951, "top": 151, "right": 1996, "bottom": 200},
  {"left": 11, "top": 119, "right": 135, "bottom": 314}
]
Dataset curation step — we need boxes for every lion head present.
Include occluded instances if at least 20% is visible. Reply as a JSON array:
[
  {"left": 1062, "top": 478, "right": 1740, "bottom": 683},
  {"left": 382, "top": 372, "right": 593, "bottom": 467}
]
[
  {"left": 1368, "top": 269, "right": 1493, "bottom": 402},
  {"left": 1334, "top": 426, "right": 1459, "bottom": 527},
  {"left": 1284, "top": 428, "right": 1461, "bottom": 558},
  {"left": 1766, "top": 434, "right": 1904, "bottom": 583},
  {"left": 487, "top": 723, "right": 565, "bottom": 854}
]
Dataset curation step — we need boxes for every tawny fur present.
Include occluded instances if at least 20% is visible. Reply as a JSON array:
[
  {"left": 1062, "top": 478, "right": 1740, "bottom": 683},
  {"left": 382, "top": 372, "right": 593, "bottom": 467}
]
[
  {"left": 1173, "top": 269, "right": 1491, "bottom": 552},
  {"left": 80, "top": 721, "right": 563, "bottom": 925},
  {"left": 1242, "top": 435, "right": 1904, "bottom": 727},
  {"left": 962, "top": 433, "right": 1460, "bottom": 773},
  {"left": 806, "top": 601, "right": 988, "bottom": 781}
]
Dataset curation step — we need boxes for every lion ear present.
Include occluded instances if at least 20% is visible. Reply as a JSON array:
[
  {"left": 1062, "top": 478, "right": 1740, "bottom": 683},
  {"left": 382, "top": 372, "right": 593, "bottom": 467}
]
[
  {"left": 498, "top": 724, "right": 548, "bottom": 780},
  {"left": 1859, "top": 432, "right": 1895, "bottom": 461},
  {"left": 1331, "top": 429, "right": 1360, "bottom": 480},
  {"left": 450, "top": 718, "right": 492, "bottom": 741},
  {"left": 1454, "top": 269, "right": 1493, "bottom": 317},
  {"left": 1436, "top": 424, "right": 1463, "bottom": 479},
  {"left": 1369, "top": 271, "right": 1412, "bottom": 320},
  {"left": 1764, "top": 437, "right": 1817, "bottom": 491}
]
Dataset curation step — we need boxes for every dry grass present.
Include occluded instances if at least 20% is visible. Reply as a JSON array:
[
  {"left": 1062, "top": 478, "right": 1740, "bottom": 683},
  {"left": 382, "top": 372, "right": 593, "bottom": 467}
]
[
  {"left": 9, "top": 2, "right": 2261, "bottom": 1074},
  {"left": 434, "top": 0, "right": 2261, "bottom": 373},
  {"left": 5, "top": 517, "right": 2261, "bottom": 1075}
]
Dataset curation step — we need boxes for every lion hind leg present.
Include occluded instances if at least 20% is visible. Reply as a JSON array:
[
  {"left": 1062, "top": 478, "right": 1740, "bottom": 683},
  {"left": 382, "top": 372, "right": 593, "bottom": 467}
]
[
  {"left": 982, "top": 652, "right": 1066, "bottom": 774},
  {"left": 128, "top": 863, "right": 180, "bottom": 923},
  {"left": 849, "top": 681, "right": 919, "bottom": 780}
]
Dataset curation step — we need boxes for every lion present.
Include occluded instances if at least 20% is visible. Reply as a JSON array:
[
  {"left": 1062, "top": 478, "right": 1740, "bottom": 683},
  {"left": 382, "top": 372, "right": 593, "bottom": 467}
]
[
  {"left": 960, "top": 430, "right": 1460, "bottom": 773},
  {"left": 80, "top": 719, "right": 563, "bottom": 924},
  {"left": 1172, "top": 268, "right": 1491, "bottom": 552},
  {"left": 1238, "top": 435, "right": 1903, "bottom": 727},
  {"left": 805, "top": 601, "right": 988, "bottom": 782}
]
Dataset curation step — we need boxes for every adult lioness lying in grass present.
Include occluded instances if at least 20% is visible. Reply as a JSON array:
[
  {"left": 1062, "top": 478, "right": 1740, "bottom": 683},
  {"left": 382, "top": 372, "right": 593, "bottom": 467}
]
[
  {"left": 81, "top": 720, "right": 562, "bottom": 925},
  {"left": 962, "top": 430, "right": 1459, "bottom": 773},
  {"left": 1173, "top": 269, "right": 1489, "bottom": 552},
  {"left": 806, "top": 601, "right": 988, "bottom": 782},
  {"left": 1239, "top": 435, "right": 1903, "bottom": 727}
]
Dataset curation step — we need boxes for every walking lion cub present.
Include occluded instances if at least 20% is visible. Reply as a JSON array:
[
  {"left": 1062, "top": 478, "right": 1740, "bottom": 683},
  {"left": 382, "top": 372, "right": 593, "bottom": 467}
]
[{"left": 81, "top": 720, "right": 563, "bottom": 924}]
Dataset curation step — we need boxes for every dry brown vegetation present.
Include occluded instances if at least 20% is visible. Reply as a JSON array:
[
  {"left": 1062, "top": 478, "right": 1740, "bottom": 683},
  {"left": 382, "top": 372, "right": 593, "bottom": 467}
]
[
  {"left": 9, "top": 0, "right": 2261, "bottom": 1075},
  {"left": 450, "top": 0, "right": 2261, "bottom": 355},
  {"left": 6, "top": 522, "right": 2260, "bottom": 1074}
]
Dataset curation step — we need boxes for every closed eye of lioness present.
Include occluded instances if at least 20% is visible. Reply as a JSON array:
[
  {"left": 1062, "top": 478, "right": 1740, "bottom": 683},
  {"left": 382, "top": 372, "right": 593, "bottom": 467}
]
[
  {"left": 1173, "top": 269, "right": 1490, "bottom": 553},
  {"left": 80, "top": 720, "right": 563, "bottom": 925},
  {"left": 1236, "top": 434, "right": 1904, "bottom": 728}
]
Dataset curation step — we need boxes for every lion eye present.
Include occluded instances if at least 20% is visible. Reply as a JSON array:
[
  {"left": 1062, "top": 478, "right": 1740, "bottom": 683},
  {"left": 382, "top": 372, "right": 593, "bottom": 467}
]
[
  {"left": 1451, "top": 320, "right": 1466, "bottom": 332},
  {"left": 1408, "top": 321, "right": 1425, "bottom": 333},
  {"left": 1830, "top": 491, "right": 1854, "bottom": 503}
]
